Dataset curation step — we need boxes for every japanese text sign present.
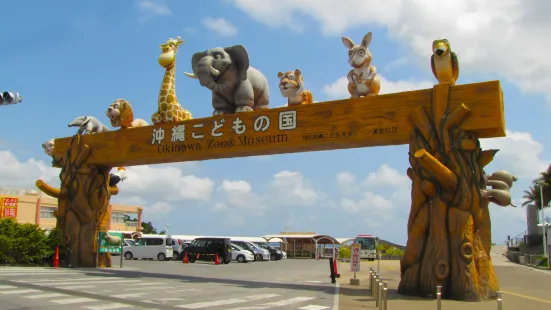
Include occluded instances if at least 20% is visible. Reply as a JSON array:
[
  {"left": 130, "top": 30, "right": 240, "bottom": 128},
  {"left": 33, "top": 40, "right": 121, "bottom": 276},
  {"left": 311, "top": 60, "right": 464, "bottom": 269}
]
[
  {"left": 98, "top": 232, "right": 123, "bottom": 254},
  {"left": 350, "top": 243, "right": 361, "bottom": 272},
  {"left": 0, "top": 197, "right": 19, "bottom": 219}
]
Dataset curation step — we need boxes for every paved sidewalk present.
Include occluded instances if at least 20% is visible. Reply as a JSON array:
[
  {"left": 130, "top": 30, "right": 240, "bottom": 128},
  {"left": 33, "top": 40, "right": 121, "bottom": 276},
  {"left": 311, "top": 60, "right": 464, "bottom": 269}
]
[{"left": 335, "top": 258, "right": 549, "bottom": 310}]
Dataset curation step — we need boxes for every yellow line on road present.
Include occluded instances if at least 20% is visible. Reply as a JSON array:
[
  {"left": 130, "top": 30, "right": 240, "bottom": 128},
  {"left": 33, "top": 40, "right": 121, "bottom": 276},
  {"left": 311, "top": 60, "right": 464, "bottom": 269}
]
[{"left": 502, "top": 290, "right": 551, "bottom": 304}]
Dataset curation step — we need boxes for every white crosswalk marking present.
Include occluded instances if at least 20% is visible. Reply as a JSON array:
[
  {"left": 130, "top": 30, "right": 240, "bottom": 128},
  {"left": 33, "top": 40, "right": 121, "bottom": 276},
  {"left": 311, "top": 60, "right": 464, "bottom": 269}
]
[
  {"left": 0, "top": 289, "right": 42, "bottom": 295},
  {"left": 0, "top": 285, "right": 16, "bottom": 289},
  {"left": 51, "top": 297, "right": 98, "bottom": 304},
  {"left": 56, "top": 285, "right": 97, "bottom": 290},
  {"left": 176, "top": 294, "right": 281, "bottom": 309},
  {"left": 35, "top": 279, "right": 144, "bottom": 286},
  {"left": 0, "top": 272, "right": 82, "bottom": 276},
  {"left": 17, "top": 277, "right": 125, "bottom": 283},
  {"left": 110, "top": 292, "right": 149, "bottom": 298},
  {"left": 83, "top": 303, "right": 131, "bottom": 310},
  {"left": 25, "top": 293, "right": 68, "bottom": 299},
  {"left": 298, "top": 305, "right": 330, "bottom": 310},
  {"left": 226, "top": 297, "right": 316, "bottom": 310}
]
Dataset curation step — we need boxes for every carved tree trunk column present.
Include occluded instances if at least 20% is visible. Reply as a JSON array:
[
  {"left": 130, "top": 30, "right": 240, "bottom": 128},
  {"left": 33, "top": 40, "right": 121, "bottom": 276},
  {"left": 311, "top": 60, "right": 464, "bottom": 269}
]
[{"left": 398, "top": 83, "right": 500, "bottom": 301}]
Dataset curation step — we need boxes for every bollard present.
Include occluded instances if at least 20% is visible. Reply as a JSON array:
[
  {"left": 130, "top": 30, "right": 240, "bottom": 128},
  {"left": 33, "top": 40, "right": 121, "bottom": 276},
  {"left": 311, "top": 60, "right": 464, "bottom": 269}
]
[
  {"left": 382, "top": 286, "right": 388, "bottom": 310},
  {"left": 436, "top": 286, "right": 442, "bottom": 310},
  {"left": 497, "top": 291, "right": 502, "bottom": 310},
  {"left": 329, "top": 257, "right": 336, "bottom": 284},
  {"left": 370, "top": 272, "right": 375, "bottom": 297},
  {"left": 375, "top": 278, "right": 380, "bottom": 306},
  {"left": 368, "top": 271, "right": 373, "bottom": 295},
  {"left": 378, "top": 282, "right": 383, "bottom": 309}
]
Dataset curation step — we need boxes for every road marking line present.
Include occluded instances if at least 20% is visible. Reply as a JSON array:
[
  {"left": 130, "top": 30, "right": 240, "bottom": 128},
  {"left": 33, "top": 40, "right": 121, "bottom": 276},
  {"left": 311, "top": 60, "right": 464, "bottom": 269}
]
[
  {"left": 111, "top": 292, "right": 148, "bottom": 298},
  {"left": 176, "top": 294, "right": 281, "bottom": 309},
  {"left": 35, "top": 279, "right": 144, "bottom": 286},
  {"left": 56, "top": 285, "right": 97, "bottom": 290},
  {"left": 501, "top": 290, "right": 551, "bottom": 304},
  {"left": 51, "top": 297, "right": 98, "bottom": 304},
  {"left": 83, "top": 303, "right": 131, "bottom": 310},
  {"left": 0, "top": 272, "right": 82, "bottom": 277},
  {"left": 25, "top": 293, "right": 68, "bottom": 299},
  {"left": 16, "top": 277, "right": 124, "bottom": 283},
  {"left": 305, "top": 281, "right": 322, "bottom": 283},
  {"left": 226, "top": 297, "right": 316, "bottom": 310},
  {"left": 0, "top": 285, "right": 16, "bottom": 290},
  {"left": 0, "top": 289, "right": 42, "bottom": 294},
  {"left": 332, "top": 282, "right": 340, "bottom": 310},
  {"left": 299, "top": 306, "right": 330, "bottom": 310}
]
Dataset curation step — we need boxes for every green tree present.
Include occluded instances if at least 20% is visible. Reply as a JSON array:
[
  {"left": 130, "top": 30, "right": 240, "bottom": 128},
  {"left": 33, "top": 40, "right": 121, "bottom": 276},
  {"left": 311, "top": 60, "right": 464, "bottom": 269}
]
[
  {"left": 0, "top": 218, "right": 54, "bottom": 264},
  {"left": 339, "top": 245, "right": 351, "bottom": 259},
  {"left": 522, "top": 164, "right": 551, "bottom": 210},
  {"left": 123, "top": 215, "right": 164, "bottom": 234}
]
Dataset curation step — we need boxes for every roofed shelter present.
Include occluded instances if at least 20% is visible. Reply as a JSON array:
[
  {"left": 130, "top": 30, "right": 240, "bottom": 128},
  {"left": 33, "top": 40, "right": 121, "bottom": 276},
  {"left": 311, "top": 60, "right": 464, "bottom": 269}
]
[{"left": 263, "top": 232, "right": 344, "bottom": 259}]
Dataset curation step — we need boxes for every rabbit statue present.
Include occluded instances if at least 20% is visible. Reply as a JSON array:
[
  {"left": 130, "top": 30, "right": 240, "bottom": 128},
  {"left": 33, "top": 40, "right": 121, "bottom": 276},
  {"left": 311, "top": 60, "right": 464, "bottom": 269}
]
[{"left": 341, "top": 32, "right": 381, "bottom": 97}]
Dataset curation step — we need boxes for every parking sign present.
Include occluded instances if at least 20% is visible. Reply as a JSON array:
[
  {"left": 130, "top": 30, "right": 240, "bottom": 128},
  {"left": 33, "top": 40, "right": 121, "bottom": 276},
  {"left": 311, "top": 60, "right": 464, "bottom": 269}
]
[{"left": 350, "top": 243, "right": 361, "bottom": 272}]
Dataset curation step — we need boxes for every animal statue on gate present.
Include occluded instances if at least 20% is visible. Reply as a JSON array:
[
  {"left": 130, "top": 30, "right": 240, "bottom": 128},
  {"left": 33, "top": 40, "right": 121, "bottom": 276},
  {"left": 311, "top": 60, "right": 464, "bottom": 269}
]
[
  {"left": 109, "top": 167, "right": 128, "bottom": 187},
  {"left": 152, "top": 36, "right": 193, "bottom": 123},
  {"left": 341, "top": 32, "right": 381, "bottom": 97},
  {"left": 481, "top": 170, "right": 518, "bottom": 207},
  {"left": 68, "top": 116, "right": 111, "bottom": 135},
  {"left": 106, "top": 99, "right": 149, "bottom": 129},
  {"left": 278, "top": 69, "right": 313, "bottom": 107},
  {"left": 184, "top": 44, "right": 270, "bottom": 115},
  {"left": 105, "top": 233, "right": 122, "bottom": 246},
  {"left": 431, "top": 38, "right": 459, "bottom": 86},
  {"left": 42, "top": 139, "right": 55, "bottom": 156}
]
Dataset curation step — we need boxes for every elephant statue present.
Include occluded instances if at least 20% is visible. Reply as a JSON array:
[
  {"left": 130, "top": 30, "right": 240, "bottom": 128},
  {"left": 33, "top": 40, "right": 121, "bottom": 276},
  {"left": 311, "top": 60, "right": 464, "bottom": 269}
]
[
  {"left": 481, "top": 170, "right": 518, "bottom": 207},
  {"left": 184, "top": 45, "right": 270, "bottom": 115}
]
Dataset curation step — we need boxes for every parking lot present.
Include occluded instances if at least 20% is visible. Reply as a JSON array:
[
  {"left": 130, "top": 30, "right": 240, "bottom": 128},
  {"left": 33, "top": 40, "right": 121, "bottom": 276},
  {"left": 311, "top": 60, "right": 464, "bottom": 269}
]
[{"left": 0, "top": 258, "right": 336, "bottom": 310}]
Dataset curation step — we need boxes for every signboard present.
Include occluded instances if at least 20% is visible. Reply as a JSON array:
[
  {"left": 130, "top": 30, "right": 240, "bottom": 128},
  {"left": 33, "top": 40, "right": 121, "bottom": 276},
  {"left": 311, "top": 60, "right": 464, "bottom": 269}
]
[
  {"left": 51, "top": 81, "right": 505, "bottom": 168},
  {"left": 0, "top": 196, "right": 19, "bottom": 219},
  {"left": 98, "top": 232, "right": 123, "bottom": 254},
  {"left": 350, "top": 243, "right": 361, "bottom": 272}
]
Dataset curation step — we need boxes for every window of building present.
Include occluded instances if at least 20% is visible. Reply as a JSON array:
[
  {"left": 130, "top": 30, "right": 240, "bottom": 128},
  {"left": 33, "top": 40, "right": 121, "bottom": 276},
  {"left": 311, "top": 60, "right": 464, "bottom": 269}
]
[
  {"left": 112, "top": 212, "right": 126, "bottom": 223},
  {"left": 40, "top": 206, "right": 56, "bottom": 219}
]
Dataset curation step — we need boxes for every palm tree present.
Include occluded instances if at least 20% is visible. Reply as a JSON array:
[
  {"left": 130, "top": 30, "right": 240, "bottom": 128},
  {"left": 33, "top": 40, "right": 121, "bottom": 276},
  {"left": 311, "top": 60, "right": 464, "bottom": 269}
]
[{"left": 522, "top": 164, "right": 551, "bottom": 210}]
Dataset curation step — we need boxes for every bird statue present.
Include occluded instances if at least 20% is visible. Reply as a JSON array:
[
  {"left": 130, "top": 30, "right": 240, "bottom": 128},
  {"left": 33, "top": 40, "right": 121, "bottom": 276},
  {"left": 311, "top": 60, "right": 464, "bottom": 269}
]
[
  {"left": 430, "top": 38, "right": 459, "bottom": 86},
  {"left": 109, "top": 167, "right": 128, "bottom": 187}
]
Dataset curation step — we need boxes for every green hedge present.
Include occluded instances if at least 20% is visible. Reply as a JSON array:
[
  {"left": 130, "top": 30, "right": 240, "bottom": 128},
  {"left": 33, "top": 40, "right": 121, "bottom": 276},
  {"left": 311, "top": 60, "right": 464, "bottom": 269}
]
[{"left": 0, "top": 218, "right": 63, "bottom": 265}]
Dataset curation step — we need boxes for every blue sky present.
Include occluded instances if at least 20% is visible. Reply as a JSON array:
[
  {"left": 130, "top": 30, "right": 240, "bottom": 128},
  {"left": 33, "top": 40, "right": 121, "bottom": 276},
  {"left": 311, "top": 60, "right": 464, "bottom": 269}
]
[{"left": 1, "top": 0, "right": 550, "bottom": 245}]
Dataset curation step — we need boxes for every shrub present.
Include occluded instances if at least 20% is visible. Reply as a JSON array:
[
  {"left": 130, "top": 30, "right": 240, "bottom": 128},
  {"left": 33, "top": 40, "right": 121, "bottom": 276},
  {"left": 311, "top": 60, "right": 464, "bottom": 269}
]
[
  {"left": 339, "top": 246, "right": 351, "bottom": 259},
  {"left": 0, "top": 218, "right": 54, "bottom": 265}
]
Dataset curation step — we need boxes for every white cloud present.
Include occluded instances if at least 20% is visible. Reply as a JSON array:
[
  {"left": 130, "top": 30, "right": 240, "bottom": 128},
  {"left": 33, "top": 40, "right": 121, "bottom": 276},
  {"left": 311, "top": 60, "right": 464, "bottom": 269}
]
[
  {"left": 322, "top": 75, "right": 433, "bottom": 100},
  {"left": 217, "top": 180, "right": 264, "bottom": 213},
  {"left": 0, "top": 151, "right": 59, "bottom": 189},
  {"left": 229, "top": 0, "right": 551, "bottom": 104},
  {"left": 480, "top": 130, "right": 549, "bottom": 179},
  {"left": 363, "top": 164, "right": 410, "bottom": 189},
  {"left": 201, "top": 17, "right": 238, "bottom": 37},
  {"left": 336, "top": 171, "right": 358, "bottom": 195},
  {"left": 136, "top": 0, "right": 171, "bottom": 15},
  {"left": 269, "top": 170, "right": 321, "bottom": 207}
]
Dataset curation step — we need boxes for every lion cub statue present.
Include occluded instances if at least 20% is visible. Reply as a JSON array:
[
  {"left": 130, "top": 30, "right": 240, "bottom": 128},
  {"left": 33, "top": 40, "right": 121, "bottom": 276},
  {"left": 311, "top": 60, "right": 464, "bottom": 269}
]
[
  {"left": 106, "top": 99, "right": 149, "bottom": 129},
  {"left": 278, "top": 69, "right": 313, "bottom": 107},
  {"left": 342, "top": 31, "right": 381, "bottom": 97}
]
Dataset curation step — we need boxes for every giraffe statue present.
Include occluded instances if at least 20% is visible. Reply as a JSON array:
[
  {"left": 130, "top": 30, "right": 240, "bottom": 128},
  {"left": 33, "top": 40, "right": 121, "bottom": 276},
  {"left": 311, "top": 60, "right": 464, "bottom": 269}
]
[{"left": 152, "top": 36, "right": 192, "bottom": 124}]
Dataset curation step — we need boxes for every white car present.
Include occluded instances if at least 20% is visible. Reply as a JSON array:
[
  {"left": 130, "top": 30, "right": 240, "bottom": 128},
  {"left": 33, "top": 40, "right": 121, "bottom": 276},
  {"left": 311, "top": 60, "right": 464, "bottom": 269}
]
[{"left": 231, "top": 244, "right": 254, "bottom": 263}]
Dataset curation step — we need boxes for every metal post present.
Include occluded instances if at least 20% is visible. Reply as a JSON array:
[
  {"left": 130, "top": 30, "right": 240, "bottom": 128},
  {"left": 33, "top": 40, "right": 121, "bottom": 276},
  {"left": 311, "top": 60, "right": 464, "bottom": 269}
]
[
  {"left": 377, "top": 252, "right": 381, "bottom": 275},
  {"left": 497, "top": 291, "right": 502, "bottom": 310},
  {"left": 540, "top": 185, "right": 548, "bottom": 258},
  {"left": 382, "top": 282, "right": 388, "bottom": 310},
  {"left": 378, "top": 282, "right": 383, "bottom": 309},
  {"left": 370, "top": 272, "right": 375, "bottom": 296},
  {"left": 436, "top": 286, "right": 442, "bottom": 310},
  {"left": 368, "top": 271, "right": 373, "bottom": 294},
  {"left": 375, "top": 278, "right": 380, "bottom": 306},
  {"left": 119, "top": 235, "right": 123, "bottom": 269}
]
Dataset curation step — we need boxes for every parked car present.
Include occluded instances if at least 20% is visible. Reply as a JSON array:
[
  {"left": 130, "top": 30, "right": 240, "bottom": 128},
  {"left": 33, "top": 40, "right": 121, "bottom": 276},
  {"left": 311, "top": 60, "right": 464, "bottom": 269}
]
[
  {"left": 230, "top": 243, "right": 254, "bottom": 263},
  {"left": 171, "top": 238, "right": 188, "bottom": 261},
  {"left": 231, "top": 240, "right": 270, "bottom": 261},
  {"left": 183, "top": 237, "right": 232, "bottom": 264},
  {"left": 110, "top": 239, "right": 135, "bottom": 256},
  {"left": 123, "top": 235, "right": 173, "bottom": 261},
  {"left": 254, "top": 242, "right": 283, "bottom": 260}
]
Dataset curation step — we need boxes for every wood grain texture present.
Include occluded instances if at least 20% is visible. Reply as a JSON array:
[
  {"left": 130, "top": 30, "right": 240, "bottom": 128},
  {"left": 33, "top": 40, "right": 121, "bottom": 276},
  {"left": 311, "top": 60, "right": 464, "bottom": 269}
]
[
  {"left": 398, "top": 82, "right": 500, "bottom": 301},
  {"left": 51, "top": 81, "right": 505, "bottom": 167}
]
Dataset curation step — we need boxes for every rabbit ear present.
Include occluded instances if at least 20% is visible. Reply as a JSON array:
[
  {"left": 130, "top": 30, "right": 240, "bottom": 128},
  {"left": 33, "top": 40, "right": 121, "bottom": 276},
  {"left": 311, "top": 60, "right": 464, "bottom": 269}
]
[
  {"left": 361, "top": 32, "right": 373, "bottom": 48},
  {"left": 341, "top": 36, "right": 355, "bottom": 49},
  {"left": 294, "top": 68, "right": 302, "bottom": 78}
]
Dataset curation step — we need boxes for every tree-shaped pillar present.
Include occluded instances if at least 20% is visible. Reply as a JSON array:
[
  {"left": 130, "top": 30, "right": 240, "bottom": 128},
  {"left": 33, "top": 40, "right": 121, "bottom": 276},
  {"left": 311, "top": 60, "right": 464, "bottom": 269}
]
[
  {"left": 398, "top": 83, "right": 500, "bottom": 301},
  {"left": 36, "top": 135, "right": 119, "bottom": 268}
]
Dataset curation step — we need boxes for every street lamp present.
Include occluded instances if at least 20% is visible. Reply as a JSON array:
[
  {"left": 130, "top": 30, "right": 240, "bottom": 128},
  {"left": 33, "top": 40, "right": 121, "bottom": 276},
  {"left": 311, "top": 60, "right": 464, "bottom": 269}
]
[
  {"left": 165, "top": 224, "right": 170, "bottom": 236},
  {"left": 536, "top": 180, "right": 548, "bottom": 257}
]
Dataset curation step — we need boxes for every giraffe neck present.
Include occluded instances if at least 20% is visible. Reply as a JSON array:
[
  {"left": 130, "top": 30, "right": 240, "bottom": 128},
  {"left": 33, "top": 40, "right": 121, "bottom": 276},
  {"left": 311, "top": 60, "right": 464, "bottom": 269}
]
[{"left": 159, "top": 58, "right": 177, "bottom": 107}]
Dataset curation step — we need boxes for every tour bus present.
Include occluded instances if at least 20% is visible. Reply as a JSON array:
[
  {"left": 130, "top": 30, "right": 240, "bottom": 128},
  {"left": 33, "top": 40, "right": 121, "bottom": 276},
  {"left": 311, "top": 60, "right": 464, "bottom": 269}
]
[{"left": 355, "top": 234, "right": 377, "bottom": 261}]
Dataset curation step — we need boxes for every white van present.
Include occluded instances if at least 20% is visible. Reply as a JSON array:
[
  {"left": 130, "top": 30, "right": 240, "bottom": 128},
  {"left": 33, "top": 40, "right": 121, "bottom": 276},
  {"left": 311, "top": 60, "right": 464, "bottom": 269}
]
[{"left": 123, "top": 235, "right": 173, "bottom": 261}]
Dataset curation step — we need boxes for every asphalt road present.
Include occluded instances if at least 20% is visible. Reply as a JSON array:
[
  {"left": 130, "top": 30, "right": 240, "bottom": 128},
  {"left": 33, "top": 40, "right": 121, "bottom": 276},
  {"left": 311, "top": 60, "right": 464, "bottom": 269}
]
[{"left": 0, "top": 259, "right": 336, "bottom": 310}]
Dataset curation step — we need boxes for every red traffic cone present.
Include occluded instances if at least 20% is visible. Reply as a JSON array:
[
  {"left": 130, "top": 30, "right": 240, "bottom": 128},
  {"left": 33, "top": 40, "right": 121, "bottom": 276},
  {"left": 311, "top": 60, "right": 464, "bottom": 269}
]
[
  {"left": 183, "top": 252, "right": 189, "bottom": 264},
  {"left": 215, "top": 253, "right": 220, "bottom": 265},
  {"left": 53, "top": 246, "right": 60, "bottom": 268},
  {"left": 333, "top": 258, "right": 340, "bottom": 278}
]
